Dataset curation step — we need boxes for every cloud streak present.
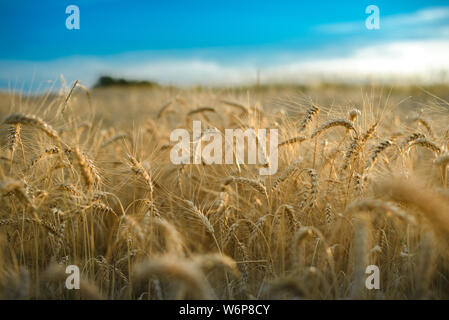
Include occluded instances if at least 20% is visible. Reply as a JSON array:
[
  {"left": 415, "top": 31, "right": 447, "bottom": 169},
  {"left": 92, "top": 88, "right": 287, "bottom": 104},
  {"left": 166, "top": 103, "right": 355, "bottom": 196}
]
[
  {"left": 315, "top": 6, "right": 449, "bottom": 34},
  {"left": 1, "top": 39, "right": 448, "bottom": 91}
]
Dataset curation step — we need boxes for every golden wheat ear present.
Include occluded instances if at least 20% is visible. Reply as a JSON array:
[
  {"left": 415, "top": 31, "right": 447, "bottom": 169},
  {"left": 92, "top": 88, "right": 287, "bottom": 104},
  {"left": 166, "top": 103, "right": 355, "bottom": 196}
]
[
  {"left": 298, "top": 105, "right": 320, "bottom": 133},
  {"left": 72, "top": 147, "right": 101, "bottom": 190},
  {"left": 311, "top": 119, "right": 357, "bottom": 139},
  {"left": 4, "top": 113, "right": 60, "bottom": 140}
]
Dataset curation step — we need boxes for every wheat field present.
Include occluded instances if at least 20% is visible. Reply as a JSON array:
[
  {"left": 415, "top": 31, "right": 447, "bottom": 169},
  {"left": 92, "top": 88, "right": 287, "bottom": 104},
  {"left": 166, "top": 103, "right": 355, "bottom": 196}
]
[{"left": 0, "top": 83, "right": 448, "bottom": 300}]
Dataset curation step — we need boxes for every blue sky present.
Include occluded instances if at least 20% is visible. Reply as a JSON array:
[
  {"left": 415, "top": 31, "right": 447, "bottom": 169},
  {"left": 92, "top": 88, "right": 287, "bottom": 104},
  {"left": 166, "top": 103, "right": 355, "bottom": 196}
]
[{"left": 1, "top": 0, "right": 449, "bottom": 90}]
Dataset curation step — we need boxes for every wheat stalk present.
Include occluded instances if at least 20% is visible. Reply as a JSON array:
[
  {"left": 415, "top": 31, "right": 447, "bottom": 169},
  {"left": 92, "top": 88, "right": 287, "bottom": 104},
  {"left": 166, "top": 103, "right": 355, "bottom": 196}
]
[
  {"left": 127, "top": 154, "right": 154, "bottom": 197},
  {"left": 298, "top": 105, "right": 320, "bottom": 133},
  {"left": 72, "top": 147, "right": 101, "bottom": 189},
  {"left": 4, "top": 114, "right": 60, "bottom": 141},
  {"left": 278, "top": 135, "right": 306, "bottom": 148},
  {"left": 435, "top": 153, "right": 449, "bottom": 187},
  {"left": 408, "top": 138, "right": 441, "bottom": 155},
  {"left": 366, "top": 140, "right": 393, "bottom": 171},
  {"left": 311, "top": 119, "right": 357, "bottom": 139},
  {"left": 223, "top": 176, "right": 267, "bottom": 196},
  {"left": 133, "top": 256, "right": 215, "bottom": 299}
]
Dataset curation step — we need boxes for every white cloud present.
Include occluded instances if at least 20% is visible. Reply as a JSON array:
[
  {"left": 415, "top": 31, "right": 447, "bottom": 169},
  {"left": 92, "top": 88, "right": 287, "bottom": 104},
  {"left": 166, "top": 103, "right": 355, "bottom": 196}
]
[
  {"left": 263, "top": 40, "right": 449, "bottom": 82},
  {"left": 388, "top": 6, "right": 449, "bottom": 25},
  {"left": 1, "top": 39, "right": 448, "bottom": 90}
]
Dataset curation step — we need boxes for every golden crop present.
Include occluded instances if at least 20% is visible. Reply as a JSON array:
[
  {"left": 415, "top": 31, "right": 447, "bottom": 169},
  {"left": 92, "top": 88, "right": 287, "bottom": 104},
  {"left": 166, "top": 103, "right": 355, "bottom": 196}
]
[{"left": 0, "top": 84, "right": 448, "bottom": 299}]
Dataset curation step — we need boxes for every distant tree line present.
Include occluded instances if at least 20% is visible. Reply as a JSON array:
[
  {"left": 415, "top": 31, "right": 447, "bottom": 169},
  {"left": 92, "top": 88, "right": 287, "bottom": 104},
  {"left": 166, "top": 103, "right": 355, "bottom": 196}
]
[{"left": 94, "top": 76, "right": 159, "bottom": 88}]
